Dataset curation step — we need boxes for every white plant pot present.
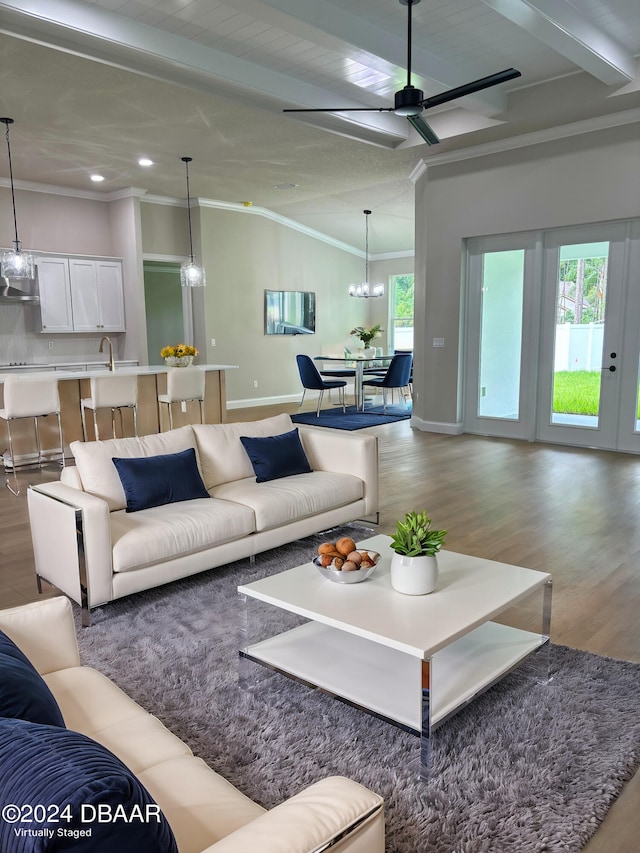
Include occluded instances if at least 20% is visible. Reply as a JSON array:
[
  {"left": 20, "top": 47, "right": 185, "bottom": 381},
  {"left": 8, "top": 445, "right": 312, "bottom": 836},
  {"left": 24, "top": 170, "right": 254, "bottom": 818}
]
[{"left": 390, "top": 553, "right": 439, "bottom": 595}]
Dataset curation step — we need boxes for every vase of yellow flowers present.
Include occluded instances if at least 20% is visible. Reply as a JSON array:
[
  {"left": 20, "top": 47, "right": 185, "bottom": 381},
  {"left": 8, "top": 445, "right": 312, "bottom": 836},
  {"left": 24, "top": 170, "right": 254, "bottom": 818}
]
[
  {"left": 161, "top": 344, "right": 198, "bottom": 367},
  {"left": 350, "top": 325, "right": 382, "bottom": 356}
]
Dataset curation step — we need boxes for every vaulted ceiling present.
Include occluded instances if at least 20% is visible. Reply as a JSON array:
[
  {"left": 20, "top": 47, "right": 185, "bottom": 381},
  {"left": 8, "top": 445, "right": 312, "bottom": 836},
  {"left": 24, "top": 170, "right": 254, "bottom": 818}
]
[{"left": 1, "top": 0, "right": 639, "bottom": 254}]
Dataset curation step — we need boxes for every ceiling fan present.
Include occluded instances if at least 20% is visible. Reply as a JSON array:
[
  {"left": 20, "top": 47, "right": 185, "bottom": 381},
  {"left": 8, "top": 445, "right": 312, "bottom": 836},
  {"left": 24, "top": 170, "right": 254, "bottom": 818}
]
[{"left": 283, "top": 0, "right": 521, "bottom": 146}]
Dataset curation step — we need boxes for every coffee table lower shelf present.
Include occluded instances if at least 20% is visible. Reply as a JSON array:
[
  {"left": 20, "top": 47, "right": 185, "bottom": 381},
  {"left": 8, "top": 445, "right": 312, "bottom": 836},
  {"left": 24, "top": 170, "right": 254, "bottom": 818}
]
[{"left": 241, "top": 619, "right": 545, "bottom": 732}]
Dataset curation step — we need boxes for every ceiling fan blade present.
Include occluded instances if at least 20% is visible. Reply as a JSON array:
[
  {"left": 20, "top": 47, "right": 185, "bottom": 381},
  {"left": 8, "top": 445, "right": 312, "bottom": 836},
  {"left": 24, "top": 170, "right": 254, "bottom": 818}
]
[
  {"left": 283, "top": 106, "right": 394, "bottom": 113},
  {"left": 420, "top": 68, "right": 521, "bottom": 110},
  {"left": 406, "top": 114, "right": 439, "bottom": 145}
]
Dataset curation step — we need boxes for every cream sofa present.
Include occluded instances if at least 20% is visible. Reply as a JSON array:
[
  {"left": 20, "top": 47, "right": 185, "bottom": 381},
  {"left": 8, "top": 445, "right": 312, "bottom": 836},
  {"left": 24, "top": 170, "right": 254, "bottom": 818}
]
[
  {"left": 0, "top": 596, "right": 385, "bottom": 852},
  {"left": 27, "top": 414, "right": 378, "bottom": 624}
]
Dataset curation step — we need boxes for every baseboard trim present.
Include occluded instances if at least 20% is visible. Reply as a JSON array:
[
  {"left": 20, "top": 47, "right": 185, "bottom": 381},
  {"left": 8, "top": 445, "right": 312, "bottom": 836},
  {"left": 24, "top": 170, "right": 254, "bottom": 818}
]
[
  {"left": 410, "top": 416, "right": 463, "bottom": 435},
  {"left": 228, "top": 394, "right": 301, "bottom": 410}
]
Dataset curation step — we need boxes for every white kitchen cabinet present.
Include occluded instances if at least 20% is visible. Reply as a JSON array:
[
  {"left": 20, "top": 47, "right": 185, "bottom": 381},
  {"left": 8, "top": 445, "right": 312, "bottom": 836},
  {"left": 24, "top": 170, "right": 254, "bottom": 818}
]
[
  {"left": 37, "top": 257, "right": 74, "bottom": 332},
  {"left": 69, "top": 259, "right": 125, "bottom": 332},
  {"left": 37, "top": 256, "right": 126, "bottom": 333}
]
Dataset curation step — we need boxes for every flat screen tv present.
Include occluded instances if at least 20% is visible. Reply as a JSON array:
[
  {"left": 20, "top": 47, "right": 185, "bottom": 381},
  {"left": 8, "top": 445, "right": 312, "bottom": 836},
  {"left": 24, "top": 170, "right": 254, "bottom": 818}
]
[{"left": 265, "top": 289, "right": 316, "bottom": 336}]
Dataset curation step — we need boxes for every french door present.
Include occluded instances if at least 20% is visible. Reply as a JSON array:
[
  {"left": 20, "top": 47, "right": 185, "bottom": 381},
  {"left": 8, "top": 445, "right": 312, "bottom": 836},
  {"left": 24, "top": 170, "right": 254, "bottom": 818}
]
[{"left": 464, "top": 219, "right": 640, "bottom": 453}]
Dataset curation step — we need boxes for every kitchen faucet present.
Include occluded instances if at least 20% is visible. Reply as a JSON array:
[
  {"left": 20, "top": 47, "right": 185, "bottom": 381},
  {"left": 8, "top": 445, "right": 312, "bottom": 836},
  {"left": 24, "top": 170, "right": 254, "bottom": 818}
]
[{"left": 99, "top": 336, "right": 115, "bottom": 372}]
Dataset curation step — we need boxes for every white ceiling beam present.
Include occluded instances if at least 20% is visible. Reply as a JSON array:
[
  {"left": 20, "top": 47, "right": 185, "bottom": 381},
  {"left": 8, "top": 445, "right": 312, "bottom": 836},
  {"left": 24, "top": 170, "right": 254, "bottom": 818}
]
[
  {"left": 0, "top": 0, "right": 406, "bottom": 146},
  {"left": 483, "top": 0, "right": 635, "bottom": 85}
]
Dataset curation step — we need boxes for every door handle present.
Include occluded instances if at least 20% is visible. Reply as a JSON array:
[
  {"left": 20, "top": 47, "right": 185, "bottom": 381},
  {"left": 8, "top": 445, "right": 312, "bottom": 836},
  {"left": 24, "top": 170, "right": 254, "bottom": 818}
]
[{"left": 601, "top": 365, "right": 616, "bottom": 372}]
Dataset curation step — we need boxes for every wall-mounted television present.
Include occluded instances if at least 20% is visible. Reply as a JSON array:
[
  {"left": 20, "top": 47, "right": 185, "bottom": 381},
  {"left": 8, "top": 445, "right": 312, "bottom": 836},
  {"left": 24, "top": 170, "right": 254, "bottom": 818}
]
[{"left": 265, "top": 289, "right": 316, "bottom": 336}]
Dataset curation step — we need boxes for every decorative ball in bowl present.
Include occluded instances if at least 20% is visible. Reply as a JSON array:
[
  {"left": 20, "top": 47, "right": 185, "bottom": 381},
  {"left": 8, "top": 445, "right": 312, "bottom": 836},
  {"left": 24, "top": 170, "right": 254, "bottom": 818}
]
[{"left": 313, "top": 536, "right": 380, "bottom": 584}]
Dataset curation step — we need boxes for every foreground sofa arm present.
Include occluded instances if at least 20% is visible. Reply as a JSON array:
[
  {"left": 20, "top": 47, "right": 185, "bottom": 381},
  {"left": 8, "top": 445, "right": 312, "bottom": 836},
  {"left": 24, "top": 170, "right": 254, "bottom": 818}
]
[
  {"left": 0, "top": 597, "right": 80, "bottom": 674},
  {"left": 203, "top": 776, "right": 384, "bottom": 853},
  {"left": 27, "top": 482, "right": 114, "bottom": 619},
  {"left": 298, "top": 428, "right": 379, "bottom": 519}
]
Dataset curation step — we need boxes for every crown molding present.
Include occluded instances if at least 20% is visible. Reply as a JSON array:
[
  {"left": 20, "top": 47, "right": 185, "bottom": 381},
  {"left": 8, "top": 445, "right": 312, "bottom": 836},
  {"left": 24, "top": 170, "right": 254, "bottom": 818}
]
[
  {"left": 411, "top": 107, "right": 640, "bottom": 179},
  {"left": 0, "top": 178, "right": 149, "bottom": 201},
  {"left": 0, "top": 181, "right": 411, "bottom": 259},
  {"left": 370, "top": 249, "right": 414, "bottom": 260}
]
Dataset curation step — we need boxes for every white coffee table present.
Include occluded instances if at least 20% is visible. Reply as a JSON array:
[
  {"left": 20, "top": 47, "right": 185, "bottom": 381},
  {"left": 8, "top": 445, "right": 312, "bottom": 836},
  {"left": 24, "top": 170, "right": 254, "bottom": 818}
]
[{"left": 238, "top": 534, "right": 552, "bottom": 778}]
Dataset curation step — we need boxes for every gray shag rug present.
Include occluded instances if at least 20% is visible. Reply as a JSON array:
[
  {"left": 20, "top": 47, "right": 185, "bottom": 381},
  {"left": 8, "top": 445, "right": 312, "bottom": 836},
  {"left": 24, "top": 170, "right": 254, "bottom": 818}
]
[{"left": 75, "top": 526, "right": 640, "bottom": 853}]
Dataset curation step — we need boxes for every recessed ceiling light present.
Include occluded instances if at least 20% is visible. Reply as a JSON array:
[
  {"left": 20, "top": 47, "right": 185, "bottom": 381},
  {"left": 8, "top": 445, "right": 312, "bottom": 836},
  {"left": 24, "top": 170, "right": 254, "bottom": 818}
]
[
  {"left": 90, "top": 174, "right": 105, "bottom": 182},
  {"left": 273, "top": 182, "right": 299, "bottom": 190},
  {"left": 138, "top": 158, "right": 154, "bottom": 167}
]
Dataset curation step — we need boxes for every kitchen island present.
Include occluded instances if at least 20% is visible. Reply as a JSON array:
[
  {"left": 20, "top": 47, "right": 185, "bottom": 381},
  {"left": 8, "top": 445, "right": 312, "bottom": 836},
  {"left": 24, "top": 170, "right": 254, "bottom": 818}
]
[{"left": 0, "top": 364, "right": 238, "bottom": 459}]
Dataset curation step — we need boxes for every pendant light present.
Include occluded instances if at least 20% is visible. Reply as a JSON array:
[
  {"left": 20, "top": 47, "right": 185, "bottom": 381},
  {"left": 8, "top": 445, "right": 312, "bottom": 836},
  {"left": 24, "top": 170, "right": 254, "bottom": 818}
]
[
  {"left": 349, "top": 210, "right": 384, "bottom": 298},
  {"left": 1, "top": 118, "right": 35, "bottom": 280},
  {"left": 180, "top": 156, "right": 206, "bottom": 288}
]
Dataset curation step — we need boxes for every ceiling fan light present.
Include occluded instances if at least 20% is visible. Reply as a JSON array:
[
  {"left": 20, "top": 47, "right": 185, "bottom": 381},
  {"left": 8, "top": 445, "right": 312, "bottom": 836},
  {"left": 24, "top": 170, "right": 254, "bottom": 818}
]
[{"left": 394, "top": 85, "right": 424, "bottom": 116}]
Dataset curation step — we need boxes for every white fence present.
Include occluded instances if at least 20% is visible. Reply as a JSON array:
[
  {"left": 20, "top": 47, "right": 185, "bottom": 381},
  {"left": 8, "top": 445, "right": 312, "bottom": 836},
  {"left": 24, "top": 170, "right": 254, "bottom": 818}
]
[{"left": 554, "top": 323, "right": 604, "bottom": 372}]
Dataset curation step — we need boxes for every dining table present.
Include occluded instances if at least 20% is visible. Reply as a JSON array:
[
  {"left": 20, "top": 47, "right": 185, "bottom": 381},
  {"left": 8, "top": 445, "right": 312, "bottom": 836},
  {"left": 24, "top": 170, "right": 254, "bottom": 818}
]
[{"left": 314, "top": 353, "right": 394, "bottom": 411}]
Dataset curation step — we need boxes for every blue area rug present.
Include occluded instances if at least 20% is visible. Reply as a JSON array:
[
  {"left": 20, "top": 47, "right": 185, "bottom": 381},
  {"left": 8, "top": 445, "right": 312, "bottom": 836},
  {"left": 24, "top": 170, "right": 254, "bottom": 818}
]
[{"left": 291, "top": 403, "right": 411, "bottom": 430}]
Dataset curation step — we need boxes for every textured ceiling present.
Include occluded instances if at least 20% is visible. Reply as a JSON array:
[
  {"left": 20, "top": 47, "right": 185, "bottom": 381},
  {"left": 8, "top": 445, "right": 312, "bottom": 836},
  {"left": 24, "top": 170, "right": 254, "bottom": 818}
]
[{"left": 0, "top": 0, "right": 639, "bottom": 254}]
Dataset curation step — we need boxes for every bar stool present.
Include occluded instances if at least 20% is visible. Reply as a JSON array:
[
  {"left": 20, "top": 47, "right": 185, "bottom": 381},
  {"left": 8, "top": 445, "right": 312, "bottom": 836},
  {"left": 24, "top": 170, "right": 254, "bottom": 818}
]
[
  {"left": 157, "top": 367, "right": 205, "bottom": 430},
  {"left": 81, "top": 374, "right": 138, "bottom": 441},
  {"left": 0, "top": 375, "right": 65, "bottom": 495}
]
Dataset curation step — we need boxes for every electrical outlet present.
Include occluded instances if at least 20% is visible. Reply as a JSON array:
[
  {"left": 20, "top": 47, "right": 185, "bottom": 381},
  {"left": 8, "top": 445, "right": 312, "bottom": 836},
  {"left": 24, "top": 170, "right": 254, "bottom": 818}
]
[
  {"left": 181, "top": 401, "right": 187, "bottom": 413},
  {"left": 433, "top": 337, "right": 445, "bottom": 348},
  {"left": 253, "top": 380, "right": 259, "bottom": 389},
  {"left": 210, "top": 338, "right": 216, "bottom": 347},
  {"left": 47, "top": 340, "right": 54, "bottom": 350}
]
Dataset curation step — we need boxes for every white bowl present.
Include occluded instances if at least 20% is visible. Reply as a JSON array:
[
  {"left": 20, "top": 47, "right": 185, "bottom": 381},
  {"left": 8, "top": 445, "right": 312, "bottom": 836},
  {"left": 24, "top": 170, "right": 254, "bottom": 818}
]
[{"left": 313, "top": 550, "right": 380, "bottom": 584}]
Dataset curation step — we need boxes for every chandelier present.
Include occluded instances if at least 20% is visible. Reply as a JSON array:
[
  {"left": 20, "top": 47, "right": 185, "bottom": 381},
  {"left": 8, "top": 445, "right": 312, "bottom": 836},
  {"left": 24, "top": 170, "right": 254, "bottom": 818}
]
[
  {"left": 1, "top": 118, "right": 35, "bottom": 280},
  {"left": 349, "top": 210, "right": 383, "bottom": 298},
  {"left": 180, "top": 156, "right": 206, "bottom": 288}
]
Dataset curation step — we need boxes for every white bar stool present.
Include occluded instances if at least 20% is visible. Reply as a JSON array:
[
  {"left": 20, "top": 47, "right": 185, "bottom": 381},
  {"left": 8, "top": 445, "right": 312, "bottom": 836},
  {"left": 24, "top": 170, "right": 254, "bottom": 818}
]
[
  {"left": 157, "top": 367, "right": 205, "bottom": 430},
  {"left": 81, "top": 374, "right": 138, "bottom": 441},
  {"left": 0, "top": 375, "right": 65, "bottom": 495}
]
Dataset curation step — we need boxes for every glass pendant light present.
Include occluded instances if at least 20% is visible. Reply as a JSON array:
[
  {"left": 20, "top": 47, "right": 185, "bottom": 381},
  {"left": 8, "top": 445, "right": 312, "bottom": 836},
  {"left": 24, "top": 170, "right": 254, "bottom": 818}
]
[
  {"left": 349, "top": 210, "right": 384, "bottom": 298},
  {"left": 1, "top": 118, "right": 35, "bottom": 280},
  {"left": 180, "top": 156, "right": 206, "bottom": 288}
]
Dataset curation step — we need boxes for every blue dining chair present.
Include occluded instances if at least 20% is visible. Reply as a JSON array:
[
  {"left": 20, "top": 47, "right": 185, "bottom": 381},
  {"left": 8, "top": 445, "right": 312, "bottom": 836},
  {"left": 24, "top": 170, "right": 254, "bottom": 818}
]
[
  {"left": 296, "top": 354, "right": 347, "bottom": 416},
  {"left": 361, "top": 352, "right": 413, "bottom": 413}
]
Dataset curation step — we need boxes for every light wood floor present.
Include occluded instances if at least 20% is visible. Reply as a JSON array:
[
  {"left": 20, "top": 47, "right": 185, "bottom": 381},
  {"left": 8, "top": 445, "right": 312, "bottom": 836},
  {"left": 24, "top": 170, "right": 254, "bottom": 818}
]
[{"left": 2, "top": 404, "right": 638, "bottom": 851}]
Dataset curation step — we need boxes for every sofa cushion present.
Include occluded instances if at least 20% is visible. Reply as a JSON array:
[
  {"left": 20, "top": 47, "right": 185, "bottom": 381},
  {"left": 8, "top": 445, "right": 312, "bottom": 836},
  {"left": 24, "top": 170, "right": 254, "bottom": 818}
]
[
  {"left": 240, "top": 428, "right": 312, "bottom": 483},
  {"left": 0, "top": 717, "right": 178, "bottom": 852},
  {"left": 110, "top": 498, "right": 256, "bottom": 573},
  {"left": 210, "top": 471, "right": 364, "bottom": 532},
  {"left": 113, "top": 448, "right": 209, "bottom": 512},
  {"left": 0, "top": 630, "right": 65, "bottom": 727},
  {"left": 70, "top": 426, "right": 198, "bottom": 511},
  {"left": 136, "top": 755, "right": 265, "bottom": 853},
  {"left": 193, "top": 413, "right": 294, "bottom": 489}
]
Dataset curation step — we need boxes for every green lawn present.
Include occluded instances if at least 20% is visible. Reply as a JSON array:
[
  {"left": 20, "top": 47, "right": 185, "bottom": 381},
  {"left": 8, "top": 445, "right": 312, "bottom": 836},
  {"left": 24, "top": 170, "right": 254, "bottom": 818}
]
[
  {"left": 553, "top": 370, "right": 640, "bottom": 418},
  {"left": 553, "top": 370, "right": 600, "bottom": 415}
]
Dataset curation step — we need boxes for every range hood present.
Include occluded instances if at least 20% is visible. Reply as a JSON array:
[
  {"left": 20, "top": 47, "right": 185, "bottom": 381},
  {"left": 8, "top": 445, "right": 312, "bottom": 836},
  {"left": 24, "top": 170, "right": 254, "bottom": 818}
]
[{"left": 0, "top": 276, "right": 39, "bottom": 304}]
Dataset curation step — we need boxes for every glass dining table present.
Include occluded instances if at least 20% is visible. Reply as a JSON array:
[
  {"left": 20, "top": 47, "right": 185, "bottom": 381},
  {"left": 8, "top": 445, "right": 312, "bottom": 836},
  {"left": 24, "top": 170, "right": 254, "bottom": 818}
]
[{"left": 314, "top": 353, "right": 393, "bottom": 411}]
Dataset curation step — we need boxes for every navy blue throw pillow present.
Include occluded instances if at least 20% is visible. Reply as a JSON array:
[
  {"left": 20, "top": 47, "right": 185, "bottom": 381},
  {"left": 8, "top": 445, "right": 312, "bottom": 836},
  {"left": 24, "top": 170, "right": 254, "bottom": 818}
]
[
  {"left": 240, "top": 428, "right": 312, "bottom": 483},
  {"left": 0, "top": 718, "right": 178, "bottom": 853},
  {"left": 112, "top": 448, "right": 209, "bottom": 512},
  {"left": 0, "top": 631, "right": 65, "bottom": 727}
]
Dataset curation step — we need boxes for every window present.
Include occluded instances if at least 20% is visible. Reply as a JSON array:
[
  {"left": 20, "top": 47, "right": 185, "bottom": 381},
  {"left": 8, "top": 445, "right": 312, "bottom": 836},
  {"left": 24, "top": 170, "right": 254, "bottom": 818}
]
[{"left": 391, "top": 274, "right": 414, "bottom": 350}]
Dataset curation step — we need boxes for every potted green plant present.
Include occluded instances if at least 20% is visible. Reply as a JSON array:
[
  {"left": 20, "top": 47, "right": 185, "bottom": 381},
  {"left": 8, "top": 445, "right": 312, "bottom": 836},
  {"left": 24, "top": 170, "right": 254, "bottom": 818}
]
[
  {"left": 349, "top": 325, "right": 382, "bottom": 356},
  {"left": 389, "top": 510, "right": 447, "bottom": 595}
]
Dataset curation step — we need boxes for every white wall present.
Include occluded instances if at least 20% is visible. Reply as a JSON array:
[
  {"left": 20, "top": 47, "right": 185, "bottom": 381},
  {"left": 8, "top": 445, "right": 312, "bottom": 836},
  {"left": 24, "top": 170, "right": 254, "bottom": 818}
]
[{"left": 413, "top": 122, "right": 640, "bottom": 430}]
